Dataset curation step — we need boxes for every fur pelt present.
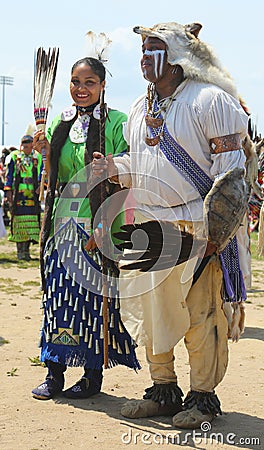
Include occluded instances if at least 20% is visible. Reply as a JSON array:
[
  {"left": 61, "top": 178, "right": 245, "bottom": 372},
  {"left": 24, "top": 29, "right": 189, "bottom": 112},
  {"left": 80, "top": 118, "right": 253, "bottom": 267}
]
[
  {"left": 133, "top": 22, "right": 238, "bottom": 98},
  {"left": 256, "top": 138, "right": 264, "bottom": 156},
  {"left": 242, "top": 135, "right": 263, "bottom": 198},
  {"left": 223, "top": 302, "right": 245, "bottom": 342},
  {"left": 258, "top": 203, "right": 264, "bottom": 256},
  {"left": 242, "top": 134, "right": 256, "bottom": 161}
]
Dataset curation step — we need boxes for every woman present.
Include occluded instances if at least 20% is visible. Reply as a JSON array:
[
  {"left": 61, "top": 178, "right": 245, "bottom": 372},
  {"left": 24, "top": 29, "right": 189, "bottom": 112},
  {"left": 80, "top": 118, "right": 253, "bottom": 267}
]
[
  {"left": 32, "top": 56, "right": 140, "bottom": 401},
  {"left": 0, "top": 180, "right": 7, "bottom": 239},
  {"left": 4, "top": 136, "right": 42, "bottom": 260}
]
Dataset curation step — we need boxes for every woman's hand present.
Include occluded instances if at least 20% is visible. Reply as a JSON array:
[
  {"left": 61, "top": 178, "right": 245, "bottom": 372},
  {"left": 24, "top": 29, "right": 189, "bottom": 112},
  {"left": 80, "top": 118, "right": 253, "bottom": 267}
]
[{"left": 33, "top": 130, "right": 50, "bottom": 158}]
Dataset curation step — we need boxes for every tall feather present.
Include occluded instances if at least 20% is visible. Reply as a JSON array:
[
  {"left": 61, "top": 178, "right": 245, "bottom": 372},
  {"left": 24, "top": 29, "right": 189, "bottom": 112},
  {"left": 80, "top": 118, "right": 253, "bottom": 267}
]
[
  {"left": 85, "top": 31, "right": 111, "bottom": 63},
  {"left": 24, "top": 123, "right": 36, "bottom": 138},
  {"left": 33, "top": 47, "right": 59, "bottom": 200}
]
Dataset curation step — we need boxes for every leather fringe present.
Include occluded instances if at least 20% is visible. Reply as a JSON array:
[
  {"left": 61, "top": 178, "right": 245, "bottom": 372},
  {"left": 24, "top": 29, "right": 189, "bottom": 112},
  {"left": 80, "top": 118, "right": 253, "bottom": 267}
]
[
  {"left": 183, "top": 390, "right": 222, "bottom": 416},
  {"left": 143, "top": 382, "right": 183, "bottom": 407}
]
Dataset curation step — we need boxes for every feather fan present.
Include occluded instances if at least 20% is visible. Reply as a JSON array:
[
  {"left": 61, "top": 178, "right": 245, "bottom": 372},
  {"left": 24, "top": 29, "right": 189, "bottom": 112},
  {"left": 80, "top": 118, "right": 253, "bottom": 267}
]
[
  {"left": 34, "top": 47, "right": 59, "bottom": 200},
  {"left": 114, "top": 221, "right": 205, "bottom": 272}
]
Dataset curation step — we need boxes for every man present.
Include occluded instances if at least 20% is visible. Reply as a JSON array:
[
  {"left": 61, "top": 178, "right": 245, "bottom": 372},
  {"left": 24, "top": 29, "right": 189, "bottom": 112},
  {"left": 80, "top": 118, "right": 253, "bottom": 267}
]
[
  {"left": 4, "top": 133, "right": 42, "bottom": 260},
  {"left": 92, "top": 22, "right": 248, "bottom": 428}
]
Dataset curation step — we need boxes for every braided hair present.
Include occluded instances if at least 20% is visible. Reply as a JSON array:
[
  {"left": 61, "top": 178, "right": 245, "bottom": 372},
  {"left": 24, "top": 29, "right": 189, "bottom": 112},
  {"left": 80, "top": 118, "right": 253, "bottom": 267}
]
[{"left": 40, "top": 113, "right": 77, "bottom": 290}]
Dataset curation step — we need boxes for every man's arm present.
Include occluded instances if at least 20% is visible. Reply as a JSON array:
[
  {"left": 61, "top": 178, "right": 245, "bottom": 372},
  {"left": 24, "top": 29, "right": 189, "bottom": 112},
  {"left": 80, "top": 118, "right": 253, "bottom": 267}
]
[{"left": 92, "top": 152, "right": 120, "bottom": 183}]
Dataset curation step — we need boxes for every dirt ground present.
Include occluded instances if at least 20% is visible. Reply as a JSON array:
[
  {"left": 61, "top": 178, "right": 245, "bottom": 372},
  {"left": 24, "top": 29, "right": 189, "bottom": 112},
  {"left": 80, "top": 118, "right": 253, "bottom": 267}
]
[{"left": 0, "top": 236, "right": 263, "bottom": 450}]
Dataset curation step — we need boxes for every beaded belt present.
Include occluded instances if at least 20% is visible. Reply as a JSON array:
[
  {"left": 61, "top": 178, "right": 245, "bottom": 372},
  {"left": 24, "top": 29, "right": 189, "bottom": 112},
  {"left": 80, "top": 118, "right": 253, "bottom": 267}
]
[
  {"left": 16, "top": 199, "right": 35, "bottom": 207},
  {"left": 21, "top": 177, "right": 33, "bottom": 184}
]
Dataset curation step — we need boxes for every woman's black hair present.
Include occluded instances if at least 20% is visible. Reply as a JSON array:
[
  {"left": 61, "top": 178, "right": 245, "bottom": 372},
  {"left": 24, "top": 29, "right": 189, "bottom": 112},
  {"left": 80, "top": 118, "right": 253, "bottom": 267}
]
[
  {"left": 39, "top": 112, "right": 78, "bottom": 290},
  {"left": 71, "top": 57, "right": 106, "bottom": 82}
]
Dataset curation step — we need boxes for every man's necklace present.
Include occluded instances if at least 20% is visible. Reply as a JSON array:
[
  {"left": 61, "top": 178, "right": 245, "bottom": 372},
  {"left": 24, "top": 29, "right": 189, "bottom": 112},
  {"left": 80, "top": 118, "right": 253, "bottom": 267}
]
[{"left": 145, "top": 83, "right": 178, "bottom": 146}]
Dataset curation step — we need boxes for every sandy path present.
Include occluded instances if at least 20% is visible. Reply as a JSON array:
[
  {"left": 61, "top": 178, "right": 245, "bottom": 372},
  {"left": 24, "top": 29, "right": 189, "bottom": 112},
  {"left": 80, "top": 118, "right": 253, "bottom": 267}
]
[{"left": 0, "top": 239, "right": 263, "bottom": 450}]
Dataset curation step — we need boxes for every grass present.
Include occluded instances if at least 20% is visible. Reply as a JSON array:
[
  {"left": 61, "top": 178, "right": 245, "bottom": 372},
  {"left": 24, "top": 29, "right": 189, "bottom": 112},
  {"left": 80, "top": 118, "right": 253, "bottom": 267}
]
[
  {"left": 247, "top": 291, "right": 264, "bottom": 298},
  {"left": 0, "top": 234, "right": 40, "bottom": 268},
  {"left": 250, "top": 231, "right": 262, "bottom": 260},
  {"left": 23, "top": 280, "right": 40, "bottom": 287},
  {"left": 251, "top": 270, "right": 263, "bottom": 280},
  {"left": 0, "top": 285, "right": 25, "bottom": 294},
  {"left": 7, "top": 368, "right": 18, "bottom": 377},
  {"left": 0, "top": 238, "right": 41, "bottom": 293},
  {"left": 0, "top": 277, "right": 14, "bottom": 283},
  {"left": 0, "top": 273, "right": 34, "bottom": 295},
  {"left": 28, "top": 356, "right": 46, "bottom": 367}
]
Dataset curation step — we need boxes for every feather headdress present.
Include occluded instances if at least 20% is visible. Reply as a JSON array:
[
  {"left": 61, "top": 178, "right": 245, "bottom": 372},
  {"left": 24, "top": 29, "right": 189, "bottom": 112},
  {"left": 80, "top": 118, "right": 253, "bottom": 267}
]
[
  {"left": 25, "top": 123, "right": 36, "bottom": 136},
  {"left": 34, "top": 47, "right": 59, "bottom": 200},
  {"left": 85, "top": 31, "right": 112, "bottom": 63},
  {"left": 21, "top": 123, "right": 36, "bottom": 142}
]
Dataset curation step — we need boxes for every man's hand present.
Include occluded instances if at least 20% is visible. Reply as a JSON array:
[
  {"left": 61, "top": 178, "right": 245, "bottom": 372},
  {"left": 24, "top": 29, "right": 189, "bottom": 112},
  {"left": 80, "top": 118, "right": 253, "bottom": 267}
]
[
  {"left": 85, "top": 227, "right": 102, "bottom": 251},
  {"left": 92, "top": 152, "right": 118, "bottom": 181},
  {"left": 204, "top": 241, "right": 217, "bottom": 257}
]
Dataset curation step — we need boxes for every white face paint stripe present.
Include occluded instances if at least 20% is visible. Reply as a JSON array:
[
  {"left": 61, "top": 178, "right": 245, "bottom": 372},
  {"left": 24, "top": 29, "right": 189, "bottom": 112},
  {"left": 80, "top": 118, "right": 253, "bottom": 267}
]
[{"left": 144, "top": 50, "right": 165, "bottom": 78}]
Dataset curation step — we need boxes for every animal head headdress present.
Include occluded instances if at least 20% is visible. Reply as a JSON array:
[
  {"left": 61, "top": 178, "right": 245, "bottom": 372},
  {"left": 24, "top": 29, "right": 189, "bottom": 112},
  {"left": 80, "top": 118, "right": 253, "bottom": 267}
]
[{"left": 133, "top": 22, "right": 238, "bottom": 99}]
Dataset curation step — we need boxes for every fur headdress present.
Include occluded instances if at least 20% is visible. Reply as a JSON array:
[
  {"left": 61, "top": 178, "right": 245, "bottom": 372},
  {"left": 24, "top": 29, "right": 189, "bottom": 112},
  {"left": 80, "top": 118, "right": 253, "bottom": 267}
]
[{"left": 133, "top": 22, "right": 238, "bottom": 99}]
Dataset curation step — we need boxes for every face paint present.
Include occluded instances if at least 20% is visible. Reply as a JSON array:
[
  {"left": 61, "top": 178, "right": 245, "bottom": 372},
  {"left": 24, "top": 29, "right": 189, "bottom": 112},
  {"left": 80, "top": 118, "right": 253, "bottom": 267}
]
[{"left": 144, "top": 49, "right": 165, "bottom": 78}]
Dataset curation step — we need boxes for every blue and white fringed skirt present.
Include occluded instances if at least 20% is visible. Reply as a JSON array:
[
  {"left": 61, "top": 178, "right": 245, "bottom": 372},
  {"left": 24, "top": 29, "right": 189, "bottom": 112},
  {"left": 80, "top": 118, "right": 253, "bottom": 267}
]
[{"left": 39, "top": 218, "right": 141, "bottom": 371}]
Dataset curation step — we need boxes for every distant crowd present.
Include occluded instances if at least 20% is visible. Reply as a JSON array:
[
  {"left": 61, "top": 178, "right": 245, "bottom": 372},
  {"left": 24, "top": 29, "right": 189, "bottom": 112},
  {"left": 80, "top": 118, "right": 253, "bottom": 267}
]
[{"left": 0, "top": 147, "right": 15, "bottom": 227}]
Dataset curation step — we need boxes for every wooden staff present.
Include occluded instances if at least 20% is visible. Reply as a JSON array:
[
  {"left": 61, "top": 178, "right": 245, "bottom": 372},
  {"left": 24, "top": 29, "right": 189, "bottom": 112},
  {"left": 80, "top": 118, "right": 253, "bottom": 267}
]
[{"left": 99, "top": 88, "right": 109, "bottom": 368}]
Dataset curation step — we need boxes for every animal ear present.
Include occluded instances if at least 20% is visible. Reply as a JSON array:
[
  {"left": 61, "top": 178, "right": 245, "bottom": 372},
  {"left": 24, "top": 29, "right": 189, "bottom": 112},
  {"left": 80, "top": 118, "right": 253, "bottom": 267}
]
[{"left": 185, "top": 22, "right": 202, "bottom": 38}]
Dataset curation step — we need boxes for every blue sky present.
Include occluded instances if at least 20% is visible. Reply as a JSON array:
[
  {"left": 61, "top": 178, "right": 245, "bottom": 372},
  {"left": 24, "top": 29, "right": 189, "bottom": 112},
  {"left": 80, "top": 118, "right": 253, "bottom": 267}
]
[{"left": 0, "top": 0, "right": 263, "bottom": 147}]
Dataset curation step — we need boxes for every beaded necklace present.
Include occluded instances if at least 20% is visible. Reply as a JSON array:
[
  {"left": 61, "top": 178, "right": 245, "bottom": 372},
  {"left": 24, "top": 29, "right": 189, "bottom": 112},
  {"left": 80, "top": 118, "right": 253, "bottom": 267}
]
[
  {"left": 145, "top": 83, "right": 178, "bottom": 146},
  {"left": 76, "top": 101, "right": 99, "bottom": 114}
]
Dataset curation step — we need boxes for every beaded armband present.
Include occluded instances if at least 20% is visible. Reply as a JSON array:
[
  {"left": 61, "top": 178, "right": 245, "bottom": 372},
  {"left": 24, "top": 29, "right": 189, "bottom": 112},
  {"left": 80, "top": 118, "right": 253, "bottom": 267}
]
[{"left": 209, "top": 133, "right": 241, "bottom": 154}]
